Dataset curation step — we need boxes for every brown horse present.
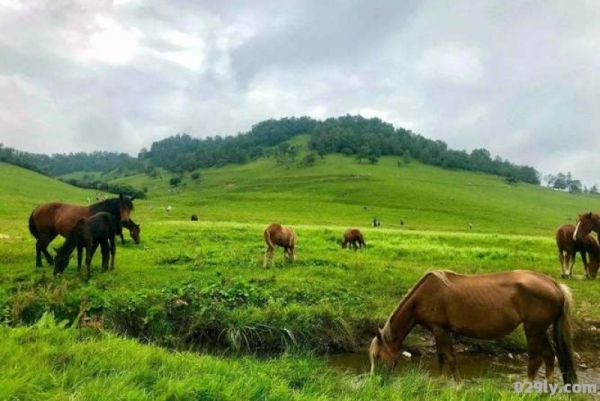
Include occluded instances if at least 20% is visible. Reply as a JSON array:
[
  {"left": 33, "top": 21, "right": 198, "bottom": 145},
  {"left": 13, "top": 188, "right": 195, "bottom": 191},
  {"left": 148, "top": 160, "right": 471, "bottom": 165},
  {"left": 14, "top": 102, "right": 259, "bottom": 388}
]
[
  {"left": 573, "top": 212, "right": 600, "bottom": 241},
  {"left": 556, "top": 224, "right": 600, "bottom": 279},
  {"left": 342, "top": 228, "right": 366, "bottom": 250},
  {"left": 369, "top": 270, "right": 577, "bottom": 384},
  {"left": 29, "top": 194, "right": 134, "bottom": 267},
  {"left": 263, "top": 223, "right": 297, "bottom": 267}
]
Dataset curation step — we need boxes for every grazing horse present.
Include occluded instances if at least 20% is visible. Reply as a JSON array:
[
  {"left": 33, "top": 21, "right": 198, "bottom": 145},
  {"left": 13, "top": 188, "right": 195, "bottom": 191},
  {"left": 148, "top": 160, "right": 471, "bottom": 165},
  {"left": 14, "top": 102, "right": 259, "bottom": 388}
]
[
  {"left": 54, "top": 212, "right": 118, "bottom": 280},
  {"left": 342, "top": 228, "right": 366, "bottom": 250},
  {"left": 120, "top": 219, "right": 141, "bottom": 245},
  {"left": 29, "top": 194, "right": 134, "bottom": 267},
  {"left": 263, "top": 223, "right": 297, "bottom": 267},
  {"left": 369, "top": 270, "right": 577, "bottom": 385},
  {"left": 556, "top": 224, "right": 600, "bottom": 279},
  {"left": 573, "top": 212, "right": 600, "bottom": 241}
]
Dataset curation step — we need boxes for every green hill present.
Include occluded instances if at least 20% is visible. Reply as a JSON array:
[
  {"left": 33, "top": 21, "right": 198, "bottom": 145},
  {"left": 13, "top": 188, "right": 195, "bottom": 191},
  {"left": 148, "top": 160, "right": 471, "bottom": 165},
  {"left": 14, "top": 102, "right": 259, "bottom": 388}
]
[
  {"left": 0, "top": 162, "right": 91, "bottom": 229},
  {"left": 97, "top": 137, "right": 599, "bottom": 236}
]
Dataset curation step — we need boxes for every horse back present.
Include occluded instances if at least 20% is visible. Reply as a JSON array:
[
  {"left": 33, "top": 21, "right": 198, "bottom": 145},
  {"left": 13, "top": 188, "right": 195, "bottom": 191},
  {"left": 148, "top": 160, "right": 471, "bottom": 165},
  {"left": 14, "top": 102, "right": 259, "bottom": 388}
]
[
  {"left": 31, "top": 202, "right": 91, "bottom": 238},
  {"left": 264, "top": 223, "right": 295, "bottom": 248},
  {"left": 416, "top": 271, "right": 563, "bottom": 335}
]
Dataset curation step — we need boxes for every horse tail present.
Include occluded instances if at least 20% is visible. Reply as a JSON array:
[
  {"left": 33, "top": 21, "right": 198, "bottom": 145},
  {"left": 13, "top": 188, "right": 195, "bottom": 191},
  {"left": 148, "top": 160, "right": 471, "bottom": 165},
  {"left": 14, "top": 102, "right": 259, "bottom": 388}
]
[
  {"left": 553, "top": 283, "right": 577, "bottom": 385},
  {"left": 28, "top": 212, "right": 38, "bottom": 239}
]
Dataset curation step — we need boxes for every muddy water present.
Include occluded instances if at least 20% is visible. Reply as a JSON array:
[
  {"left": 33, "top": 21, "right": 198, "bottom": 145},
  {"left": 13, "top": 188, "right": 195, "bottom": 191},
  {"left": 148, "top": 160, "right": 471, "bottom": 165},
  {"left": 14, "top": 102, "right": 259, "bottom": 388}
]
[{"left": 327, "top": 351, "right": 600, "bottom": 385}]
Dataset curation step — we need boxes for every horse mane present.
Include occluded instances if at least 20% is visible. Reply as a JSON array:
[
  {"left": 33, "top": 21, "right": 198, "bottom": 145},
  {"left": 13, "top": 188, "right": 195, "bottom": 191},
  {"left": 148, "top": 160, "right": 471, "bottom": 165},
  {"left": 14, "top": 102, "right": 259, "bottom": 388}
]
[
  {"left": 89, "top": 196, "right": 134, "bottom": 216},
  {"left": 381, "top": 270, "right": 454, "bottom": 343}
]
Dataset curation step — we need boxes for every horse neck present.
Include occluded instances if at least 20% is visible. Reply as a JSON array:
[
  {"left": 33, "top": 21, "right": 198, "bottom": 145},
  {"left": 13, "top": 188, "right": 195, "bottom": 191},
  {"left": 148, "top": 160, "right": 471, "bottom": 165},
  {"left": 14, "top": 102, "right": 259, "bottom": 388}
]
[
  {"left": 381, "top": 292, "right": 418, "bottom": 352},
  {"left": 89, "top": 199, "right": 119, "bottom": 217}
]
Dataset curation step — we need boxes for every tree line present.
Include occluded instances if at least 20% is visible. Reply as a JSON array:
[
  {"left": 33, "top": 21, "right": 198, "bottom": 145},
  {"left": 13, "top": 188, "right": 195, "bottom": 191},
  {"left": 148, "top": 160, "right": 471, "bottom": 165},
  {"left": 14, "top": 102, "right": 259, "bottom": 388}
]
[
  {"left": 2, "top": 115, "right": 595, "bottom": 189},
  {"left": 0, "top": 144, "right": 141, "bottom": 176}
]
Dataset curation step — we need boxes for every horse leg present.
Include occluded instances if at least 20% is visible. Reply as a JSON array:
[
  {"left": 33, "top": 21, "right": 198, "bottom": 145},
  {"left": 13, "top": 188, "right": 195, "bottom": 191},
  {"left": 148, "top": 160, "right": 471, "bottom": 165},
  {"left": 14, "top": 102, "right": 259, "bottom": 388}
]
[
  {"left": 540, "top": 335, "right": 556, "bottom": 382},
  {"left": 433, "top": 327, "right": 458, "bottom": 379},
  {"left": 110, "top": 237, "right": 116, "bottom": 270},
  {"left": 77, "top": 245, "right": 83, "bottom": 272},
  {"left": 39, "top": 232, "right": 57, "bottom": 266},
  {"left": 559, "top": 251, "right": 566, "bottom": 278},
  {"left": 524, "top": 325, "right": 545, "bottom": 381},
  {"left": 35, "top": 241, "right": 43, "bottom": 267},
  {"left": 581, "top": 251, "right": 590, "bottom": 278},
  {"left": 85, "top": 245, "right": 92, "bottom": 281},
  {"left": 263, "top": 246, "right": 274, "bottom": 268},
  {"left": 568, "top": 252, "right": 576, "bottom": 278},
  {"left": 100, "top": 241, "right": 109, "bottom": 271},
  {"left": 289, "top": 247, "right": 295, "bottom": 263}
]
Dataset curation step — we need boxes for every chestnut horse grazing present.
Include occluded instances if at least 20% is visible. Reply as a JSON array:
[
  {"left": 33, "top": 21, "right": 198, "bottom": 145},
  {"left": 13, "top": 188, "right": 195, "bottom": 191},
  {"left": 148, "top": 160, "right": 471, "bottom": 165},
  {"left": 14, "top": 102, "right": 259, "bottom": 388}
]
[
  {"left": 342, "top": 228, "right": 366, "bottom": 250},
  {"left": 263, "top": 223, "right": 297, "bottom": 267},
  {"left": 29, "top": 194, "right": 134, "bottom": 267},
  {"left": 370, "top": 270, "right": 577, "bottom": 384},
  {"left": 573, "top": 212, "right": 600, "bottom": 241},
  {"left": 556, "top": 224, "right": 599, "bottom": 279},
  {"left": 54, "top": 212, "right": 118, "bottom": 280}
]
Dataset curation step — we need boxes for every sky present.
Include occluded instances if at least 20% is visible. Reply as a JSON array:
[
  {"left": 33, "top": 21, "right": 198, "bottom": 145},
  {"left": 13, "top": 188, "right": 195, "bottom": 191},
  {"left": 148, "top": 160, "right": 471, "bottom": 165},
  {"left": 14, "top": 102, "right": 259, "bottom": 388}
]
[{"left": 1, "top": 0, "right": 599, "bottom": 184}]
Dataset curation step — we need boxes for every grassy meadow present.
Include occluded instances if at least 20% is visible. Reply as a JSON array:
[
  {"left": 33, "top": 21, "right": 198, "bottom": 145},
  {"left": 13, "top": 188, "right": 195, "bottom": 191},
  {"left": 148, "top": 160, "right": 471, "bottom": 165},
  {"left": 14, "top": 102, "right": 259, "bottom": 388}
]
[{"left": 1, "top": 155, "right": 600, "bottom": 400}]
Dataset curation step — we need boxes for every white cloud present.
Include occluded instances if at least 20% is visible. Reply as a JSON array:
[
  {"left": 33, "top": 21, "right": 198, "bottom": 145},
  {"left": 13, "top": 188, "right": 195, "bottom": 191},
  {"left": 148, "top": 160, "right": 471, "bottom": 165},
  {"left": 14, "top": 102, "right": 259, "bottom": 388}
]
[
  {"left": 416, "top": 44, "right": 485, "bottom": 85},
  {"left": 0, "top": 0, "right": 599, "bottom": 185},
  {"left": 78, "top": 15, "right": 141, "bottom": 65}
]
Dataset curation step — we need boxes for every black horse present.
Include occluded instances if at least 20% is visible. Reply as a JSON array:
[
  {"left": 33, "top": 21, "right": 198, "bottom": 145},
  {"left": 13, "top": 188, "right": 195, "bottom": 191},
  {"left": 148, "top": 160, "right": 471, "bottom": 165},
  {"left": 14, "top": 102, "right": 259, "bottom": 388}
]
[
  {"left": 119, "top": 219, "right": 141, "bottom": 244},
  {"left": 54, "top": 212, "right": 119, "bottom": 279}
]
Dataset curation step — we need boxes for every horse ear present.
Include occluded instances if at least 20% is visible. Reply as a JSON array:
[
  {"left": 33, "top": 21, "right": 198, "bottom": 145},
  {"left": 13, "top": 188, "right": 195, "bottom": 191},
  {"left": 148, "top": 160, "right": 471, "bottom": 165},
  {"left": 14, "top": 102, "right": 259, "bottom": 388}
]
[{"left": 588, "top": 212, "right": 593, "bottom": 217}]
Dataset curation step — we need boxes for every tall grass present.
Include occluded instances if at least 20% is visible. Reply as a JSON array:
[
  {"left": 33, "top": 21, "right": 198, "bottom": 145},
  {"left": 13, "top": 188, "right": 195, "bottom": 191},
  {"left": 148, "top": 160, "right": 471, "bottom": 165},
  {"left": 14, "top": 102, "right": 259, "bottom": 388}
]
[{"left": 0, "top": 316, "right": 580, "bottom": 401}]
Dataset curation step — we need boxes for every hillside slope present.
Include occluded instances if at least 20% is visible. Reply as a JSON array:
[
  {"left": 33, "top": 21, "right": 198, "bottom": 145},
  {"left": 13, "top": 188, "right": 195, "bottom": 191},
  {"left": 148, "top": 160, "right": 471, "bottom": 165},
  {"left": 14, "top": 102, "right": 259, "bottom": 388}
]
[
  {"left": 0, "top": 162, "right": 91, "bottom": 228},
  {"left": 108, "top": 145, "right": 600, "bottom": 236}
]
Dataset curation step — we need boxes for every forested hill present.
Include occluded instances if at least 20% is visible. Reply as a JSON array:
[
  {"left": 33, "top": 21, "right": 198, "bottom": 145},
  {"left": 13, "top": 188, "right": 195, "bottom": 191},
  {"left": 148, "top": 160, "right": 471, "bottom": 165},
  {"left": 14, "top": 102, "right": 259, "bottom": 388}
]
[
  {"left": 1, "top": 115, "right": 538, "bottom": 184},
  {"left": 142, "top": 116, "right": 539, "bottom": 183}
]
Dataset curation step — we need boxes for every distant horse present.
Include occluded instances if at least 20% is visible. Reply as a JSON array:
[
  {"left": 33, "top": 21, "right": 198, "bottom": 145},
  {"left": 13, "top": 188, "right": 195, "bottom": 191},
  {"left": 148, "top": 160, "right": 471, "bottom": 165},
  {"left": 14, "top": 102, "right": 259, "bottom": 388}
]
[
  {"left": 369, "top": 270, "right": 577, "bottom": 385},
  {"left": 120, "top": 219, "right": 141, "bottom": 245},
  {"left": 54, "top": 212, "right": 118, "bottom": 280},
  {"left": 263, "top": 223, "right": 297, "bottom": 267},
  {"left": 556, "top": 224, "right": 599, "bottom": 278},
  {"left": 342, "top": 228, "right": 366, "bottom": 250},
  {"left": 191, "top": 214, "right": 199, "bottom": 221},
  {"left": 28, "top": 194, "right": 134, "bottom": 267},
  {"left": 573, "top": 212, "right": 600, "bottom": 241}
]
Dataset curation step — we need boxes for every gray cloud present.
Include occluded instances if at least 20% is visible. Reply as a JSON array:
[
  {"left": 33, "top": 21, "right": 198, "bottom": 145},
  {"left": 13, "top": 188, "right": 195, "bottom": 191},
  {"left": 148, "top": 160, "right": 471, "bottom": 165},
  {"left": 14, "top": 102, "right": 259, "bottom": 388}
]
[{"left": 0, "top": 0, "right": 599, "bottom": 184}]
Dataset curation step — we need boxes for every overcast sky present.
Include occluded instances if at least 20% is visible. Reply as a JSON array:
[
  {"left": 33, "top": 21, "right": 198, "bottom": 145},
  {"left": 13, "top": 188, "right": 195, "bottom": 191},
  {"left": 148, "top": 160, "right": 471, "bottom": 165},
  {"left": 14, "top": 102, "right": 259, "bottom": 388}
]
[{"left": 1, "top": 1, "right": 599, "bottom": 183}]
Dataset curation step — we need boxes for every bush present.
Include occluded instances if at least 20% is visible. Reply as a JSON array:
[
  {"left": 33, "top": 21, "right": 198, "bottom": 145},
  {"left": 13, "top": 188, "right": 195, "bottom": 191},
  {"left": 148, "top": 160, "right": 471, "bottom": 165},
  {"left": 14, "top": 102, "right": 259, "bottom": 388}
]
[
  {"left": 169, "top": 176, "right": 182, "bottom": 186},
  {"left": 191, "top": 172, "right": 201, "bottom": 180}
]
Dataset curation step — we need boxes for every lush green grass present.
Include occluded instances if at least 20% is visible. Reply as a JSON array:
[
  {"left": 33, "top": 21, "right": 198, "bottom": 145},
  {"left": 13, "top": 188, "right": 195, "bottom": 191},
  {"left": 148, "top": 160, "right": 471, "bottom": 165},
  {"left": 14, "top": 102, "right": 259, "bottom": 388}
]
[
  {"left": 2, "top": 157, "right": 600, "bottom": 399},
  {"left": 0, "top": 318, "right": 584, "bottom": 401}
]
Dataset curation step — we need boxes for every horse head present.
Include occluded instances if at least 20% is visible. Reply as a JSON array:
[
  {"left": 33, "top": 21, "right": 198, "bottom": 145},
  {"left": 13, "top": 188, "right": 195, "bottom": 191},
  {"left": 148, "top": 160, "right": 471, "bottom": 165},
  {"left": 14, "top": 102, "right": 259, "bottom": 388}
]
[
  {"left": 129, "top": 222, "right": 141, "bottom": 244},
  {"left": 119, "top": 193, "right": 135, "bottom": 223},
  {"left": 574, "top": 212, "right": 597, "bottom": 241},
  {"left": 369, "top": 328, "right": 399, "bottom": 374}
]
